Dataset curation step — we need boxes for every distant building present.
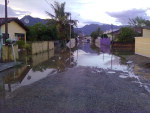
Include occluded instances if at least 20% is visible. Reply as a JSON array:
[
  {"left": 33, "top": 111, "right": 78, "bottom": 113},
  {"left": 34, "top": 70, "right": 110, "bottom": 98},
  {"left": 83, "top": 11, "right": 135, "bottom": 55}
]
[
  {"left": 104, "top": 27, "right": 144, "bottom": 41},
  {"left": 0, "top": 18, "right": 28, "bottom": 44},
  {"left": 104, "top": 29, "right": 120, "bottom": 41}
]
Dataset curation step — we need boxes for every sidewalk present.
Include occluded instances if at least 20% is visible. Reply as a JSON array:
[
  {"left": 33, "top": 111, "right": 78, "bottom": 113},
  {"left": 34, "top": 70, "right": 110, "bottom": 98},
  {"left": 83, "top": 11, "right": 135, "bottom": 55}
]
[
  {"left": 0, "top": 62, "right": 18, "bottom": 72},
  {"left": 122, "top": 54, "right": 150, "bottom": 67}
]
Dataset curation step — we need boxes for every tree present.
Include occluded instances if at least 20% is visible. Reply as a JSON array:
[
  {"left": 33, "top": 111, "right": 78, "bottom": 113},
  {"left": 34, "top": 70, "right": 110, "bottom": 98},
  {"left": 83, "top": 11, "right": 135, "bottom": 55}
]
[
  {"left": 129, "top": 16, "right": 150, "bottom": 27},
  {"left": 91, "top": 27, "right": 103, "bottom": 42},
  {"left": 117, "top": 27, "right": 136, "bottom": 43},
  {"left": 27, "top": 23, "right": 58, "bottom": 41},
  {"left": 91, "top": 31, "right": 99, "bottom": 40},
  {"left": 101, "top": 34, "right": 108, "bottom": 38},
  {"left": 46, "top": 1, "right": 77, "bottom": 46},
  {"left": 97, "top": 27, "right": 103, "bottom": 36}
]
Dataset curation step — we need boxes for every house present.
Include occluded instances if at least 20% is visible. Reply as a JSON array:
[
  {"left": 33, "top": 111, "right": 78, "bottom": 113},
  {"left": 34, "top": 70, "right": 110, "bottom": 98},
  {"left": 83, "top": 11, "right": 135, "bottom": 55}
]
[
  {"left": 135, "top": 29, "right": 150, "bottom": 58},
  {"left": 0, "top": 18, "right": 28, "bottom": 44},
  {"left": 104, "top": 29, "right": 120, "bottom": 41}
]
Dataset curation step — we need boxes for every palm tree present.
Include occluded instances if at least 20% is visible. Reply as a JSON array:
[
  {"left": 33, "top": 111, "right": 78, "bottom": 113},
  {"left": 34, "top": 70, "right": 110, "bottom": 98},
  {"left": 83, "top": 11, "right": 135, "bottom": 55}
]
[{"left": 46, "top": 1, "right": 77, "bottom": 47}]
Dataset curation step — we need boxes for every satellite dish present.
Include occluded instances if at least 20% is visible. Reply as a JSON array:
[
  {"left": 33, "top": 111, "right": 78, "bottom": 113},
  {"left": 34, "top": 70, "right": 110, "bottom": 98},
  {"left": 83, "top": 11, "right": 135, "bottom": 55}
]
[{"left": 24, "top": 19, "right": 29, "bottom": 24}]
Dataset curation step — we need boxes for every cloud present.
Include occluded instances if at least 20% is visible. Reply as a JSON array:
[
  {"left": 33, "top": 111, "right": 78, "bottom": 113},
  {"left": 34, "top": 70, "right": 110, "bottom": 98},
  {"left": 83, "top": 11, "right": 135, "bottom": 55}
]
[
  {"left": 1, "top": 0, "right": 150, "bottom": 27},
  {"left": 106, "top": 9, "right": 150, "bottom": 25},
  {"left": 84, "top": 21, "right": 103, "bottom": 25},
  {"left": 0, "top": 4, "right": 30, "bottom": 18}
]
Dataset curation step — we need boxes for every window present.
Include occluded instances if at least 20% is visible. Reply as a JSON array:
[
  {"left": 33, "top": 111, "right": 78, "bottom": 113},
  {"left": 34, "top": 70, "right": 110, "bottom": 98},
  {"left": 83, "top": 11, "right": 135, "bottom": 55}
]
[{"left": 15, "top": 33, "right": 25, "bottom": 40}]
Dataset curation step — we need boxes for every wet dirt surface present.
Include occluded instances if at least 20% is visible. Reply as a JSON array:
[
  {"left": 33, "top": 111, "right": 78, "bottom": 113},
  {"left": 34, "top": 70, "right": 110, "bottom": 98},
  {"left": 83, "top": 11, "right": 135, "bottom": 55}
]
[
  {"left": 0, "top": 42, "right": 150, "bottom": 113},
  {"left": 0, "top": 67, "right": 150, "bottom": 113}
]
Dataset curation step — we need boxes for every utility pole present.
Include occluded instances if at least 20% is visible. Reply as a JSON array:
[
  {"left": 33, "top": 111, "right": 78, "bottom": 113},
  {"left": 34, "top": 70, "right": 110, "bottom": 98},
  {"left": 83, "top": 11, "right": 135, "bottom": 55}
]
[
  {"left": 111, "top": 24, "right": 113, "bottom": 42},
  {"left": 5, "top": 0, "right": 8, "bottom": 43},
  {"left": 69, "top": 13, "right": 72, "bottom": 48},
  {"left": 69, "top": 13, "right": 72, "bottom": 66}
]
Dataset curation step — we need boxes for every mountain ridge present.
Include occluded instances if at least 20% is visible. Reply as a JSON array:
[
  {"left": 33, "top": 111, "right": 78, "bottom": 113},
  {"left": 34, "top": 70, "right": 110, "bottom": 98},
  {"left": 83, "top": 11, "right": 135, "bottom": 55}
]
[{"left": 20, "top": 15, "right": 123, "bottom": 35}]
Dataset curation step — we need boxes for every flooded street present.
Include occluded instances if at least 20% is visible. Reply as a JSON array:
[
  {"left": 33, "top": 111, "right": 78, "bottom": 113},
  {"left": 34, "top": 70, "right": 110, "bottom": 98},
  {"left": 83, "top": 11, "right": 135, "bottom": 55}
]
[{"left": 0, "top": 42, "right": 150, "bottom": 113}]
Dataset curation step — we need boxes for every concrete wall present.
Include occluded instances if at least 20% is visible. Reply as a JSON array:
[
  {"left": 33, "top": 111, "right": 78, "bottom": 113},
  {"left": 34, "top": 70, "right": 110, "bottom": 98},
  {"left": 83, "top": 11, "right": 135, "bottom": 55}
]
[
  {"left": 135, "top": 37, "right": 150, "bottom": 58},
  {"left": 1, "top": 21, "right": 26, "bottom": 42},
  {"left": 143, "top": 29, "right": 150, "bottom": 38},
  {"left": 1, "top": 45, "right": 18, "bottom": 62},
  {"left": 31, "top": 41, "right": 54, "bottom": 55}
]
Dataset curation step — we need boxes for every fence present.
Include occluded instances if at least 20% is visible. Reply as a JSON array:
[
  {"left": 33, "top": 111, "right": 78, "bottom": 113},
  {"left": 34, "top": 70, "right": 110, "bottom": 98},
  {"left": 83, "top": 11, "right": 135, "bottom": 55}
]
[
  {"left": 112, "top": 42, "right": 135, "bottom": 50},
  {"left": 31, "top": 41, "right": 54, "bottom": 54},
  {"left": 1, "top": 45, "right": 18, "bottom": 62}
]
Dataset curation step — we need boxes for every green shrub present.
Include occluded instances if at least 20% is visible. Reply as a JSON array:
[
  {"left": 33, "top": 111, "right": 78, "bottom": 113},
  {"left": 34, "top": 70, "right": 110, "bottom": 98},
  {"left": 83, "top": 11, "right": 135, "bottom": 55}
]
[
  {"left": 101, "top": 34, "right": 108, "bottom": 38},
  {"left": 24, "top": 43, "right": 32, "bottom": 53},
  {"left": 117, "top": 27, "right": 136, "bottom": 43},
  {"left": 16, "top": 40, "right": 25, "bottom": 48}
]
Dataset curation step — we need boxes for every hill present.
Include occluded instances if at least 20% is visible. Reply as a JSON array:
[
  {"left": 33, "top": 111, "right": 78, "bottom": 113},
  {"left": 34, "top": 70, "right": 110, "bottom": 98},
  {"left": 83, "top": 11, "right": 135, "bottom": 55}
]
[
  {"left": 20, "top": 15, "right": 47, "bottom": 26},
  {"left": 20, "top": 16, "right": 123, "bottom": 35},
  {"left": 74, "top": 24, "right": 123, "bottom": 35}
]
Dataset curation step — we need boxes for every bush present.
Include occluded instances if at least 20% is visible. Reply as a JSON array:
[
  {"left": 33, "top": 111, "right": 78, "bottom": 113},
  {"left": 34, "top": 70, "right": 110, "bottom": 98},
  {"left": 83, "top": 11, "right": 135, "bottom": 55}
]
[
  {"left": 24, "top": 43, "right": 32, "bottom": 53},
  {"left": 117, "top": 27, "right": 136, "bottom": 43},
  {"left": 27, "top": 23, "right": 59, "bottom": 41},
  {"left": 101, "top": 34, "right": 108, "bottom": 38},
  {"left": 16, "top": 40, "right": 25, "bottom": 48},
  {"left": 16, "top": 40, "right": 32, "bottom": 53}
]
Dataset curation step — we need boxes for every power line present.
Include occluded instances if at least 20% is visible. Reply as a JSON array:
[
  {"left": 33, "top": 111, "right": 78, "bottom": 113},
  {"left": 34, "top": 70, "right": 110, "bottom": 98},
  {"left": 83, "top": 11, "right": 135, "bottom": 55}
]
[
  {"left": 44, "top": 0, "right": 50, "bottom": 5},
  {"left": 44, "top": 0, "right": 55, "bottom": 6}
]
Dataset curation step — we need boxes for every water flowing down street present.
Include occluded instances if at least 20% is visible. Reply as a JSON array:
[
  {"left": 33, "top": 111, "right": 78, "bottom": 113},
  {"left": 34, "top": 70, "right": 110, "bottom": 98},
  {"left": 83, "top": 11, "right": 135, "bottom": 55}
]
[{"left": 0, "top": 42, "right": 150, "bottom": 113}]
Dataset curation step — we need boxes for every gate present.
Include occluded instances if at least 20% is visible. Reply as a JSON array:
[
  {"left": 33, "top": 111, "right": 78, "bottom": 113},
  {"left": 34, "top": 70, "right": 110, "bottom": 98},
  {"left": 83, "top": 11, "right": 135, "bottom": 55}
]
[{"left": 100, "top": 38, "right": 111, "bottom": 53}]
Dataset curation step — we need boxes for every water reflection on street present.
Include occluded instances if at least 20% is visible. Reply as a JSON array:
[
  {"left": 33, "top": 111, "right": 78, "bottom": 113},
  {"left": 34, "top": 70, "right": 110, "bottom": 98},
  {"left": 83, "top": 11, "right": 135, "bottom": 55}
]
[
  {"left": 0, "top": 48, "right": 74, "bottom": 95},
  {"left": 74, "top": 50, "right": 127, "bottom": 71},
  {"left": 0, "top": 42, "right": 150, "bottom": 98}
]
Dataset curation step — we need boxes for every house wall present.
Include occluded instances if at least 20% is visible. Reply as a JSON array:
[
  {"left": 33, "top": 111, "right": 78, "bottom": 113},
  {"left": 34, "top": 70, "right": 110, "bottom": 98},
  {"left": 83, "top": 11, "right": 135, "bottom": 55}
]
[
  {"left": 143, "top": 29, "right": 150, "bottom": 38},
  {"left": 107, "top": 34, "right": 112, "bottom": 40},
  {"left": 1, "top": 21, "right": 26, "bottom": 42},
  {"left": 135, "top": 37, "right": 150, "bottom": 58}
]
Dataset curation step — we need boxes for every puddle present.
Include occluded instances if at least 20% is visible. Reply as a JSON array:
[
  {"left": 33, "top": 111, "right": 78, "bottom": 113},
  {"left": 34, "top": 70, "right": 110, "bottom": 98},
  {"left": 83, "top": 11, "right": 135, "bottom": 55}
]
[
  {"left": 119, "top": 75, "right": 128, "bottom": 79},
  {"left": 107, "top": 71, "right": 116, "bottom": 74},
  {"left": 74, "top": 49, "right": 128, "bottom": 72},
  {"left": 0, "top": 42, "right": 150, "bottom": 98}
]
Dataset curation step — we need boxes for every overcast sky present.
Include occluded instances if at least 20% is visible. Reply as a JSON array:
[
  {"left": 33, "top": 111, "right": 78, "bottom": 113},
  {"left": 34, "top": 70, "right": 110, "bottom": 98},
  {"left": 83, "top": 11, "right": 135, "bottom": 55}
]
[{"left": 0, "top": 0, "right": 150, "bottom": 27}]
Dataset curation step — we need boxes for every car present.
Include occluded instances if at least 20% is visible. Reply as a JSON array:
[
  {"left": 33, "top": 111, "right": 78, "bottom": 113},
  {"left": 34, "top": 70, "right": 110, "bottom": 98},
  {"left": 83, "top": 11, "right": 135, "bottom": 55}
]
[{"left": 87, "top": 39, "right": 90, "bottom": 43}]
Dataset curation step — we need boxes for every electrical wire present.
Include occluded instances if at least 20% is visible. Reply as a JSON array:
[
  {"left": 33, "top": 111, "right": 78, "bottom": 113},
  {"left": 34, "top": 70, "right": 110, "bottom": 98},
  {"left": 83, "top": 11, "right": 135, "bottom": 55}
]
[{"left": 44, "top": 0, "right": 50, "bottom": 5}]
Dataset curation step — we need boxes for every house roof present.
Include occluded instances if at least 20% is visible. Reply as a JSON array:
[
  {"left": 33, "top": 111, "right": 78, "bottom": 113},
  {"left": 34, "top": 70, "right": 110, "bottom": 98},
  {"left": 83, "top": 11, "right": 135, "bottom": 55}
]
[
  {"left": 104, "top": 29, "right": 120, "bottom": 34},
  {"left": 0, "top": 18, "right": 28, "bottom": 31}
]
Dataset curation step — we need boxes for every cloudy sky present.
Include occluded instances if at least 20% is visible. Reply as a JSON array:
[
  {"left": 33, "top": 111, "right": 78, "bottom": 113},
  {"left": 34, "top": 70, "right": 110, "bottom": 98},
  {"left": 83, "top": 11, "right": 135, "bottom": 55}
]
[{"left": 0, "top": 0, "right": 150, "bottom": 27}]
